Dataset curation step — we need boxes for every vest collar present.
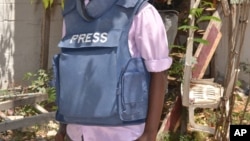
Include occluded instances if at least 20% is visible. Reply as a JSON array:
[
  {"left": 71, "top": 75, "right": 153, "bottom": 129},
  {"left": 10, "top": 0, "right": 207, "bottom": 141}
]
[{"left": 76, "top": 0, "right": 118, "bottom": 21}]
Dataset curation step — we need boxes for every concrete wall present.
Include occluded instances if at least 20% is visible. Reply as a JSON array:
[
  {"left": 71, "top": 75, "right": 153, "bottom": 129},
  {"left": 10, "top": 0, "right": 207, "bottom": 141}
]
[
  {"left": 215, "top": 10, "right": 250, "bottom": 88},
  {"left": 0, "top": 0, "right": 62, "bottom": 89}
]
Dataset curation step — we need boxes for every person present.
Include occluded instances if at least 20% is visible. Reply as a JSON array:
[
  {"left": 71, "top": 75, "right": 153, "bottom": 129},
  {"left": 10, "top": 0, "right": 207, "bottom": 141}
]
[
  {"left": 53, "top": 0, "right": 172, "bottom": 140},
  {"left": 55, "top": 123, "right": 67, "bottom": 140}
]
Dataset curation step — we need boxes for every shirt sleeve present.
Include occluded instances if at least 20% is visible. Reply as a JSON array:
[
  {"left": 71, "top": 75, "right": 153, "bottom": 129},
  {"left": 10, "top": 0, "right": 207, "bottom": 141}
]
[{"left": 128, "top": 3, "right": 172, "bottom": 72}]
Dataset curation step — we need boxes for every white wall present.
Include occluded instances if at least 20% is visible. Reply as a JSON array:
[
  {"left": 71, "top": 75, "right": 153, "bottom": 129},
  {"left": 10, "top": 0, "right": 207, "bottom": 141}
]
[
  {"left": 215, "top": 10, "right": 250, "bottom": 87},
  {"left": 0, "top": 0, "right": 62, "bottom": 89},
  {"left": 239, "top": 19, "right": 250, "bottom": 85}
]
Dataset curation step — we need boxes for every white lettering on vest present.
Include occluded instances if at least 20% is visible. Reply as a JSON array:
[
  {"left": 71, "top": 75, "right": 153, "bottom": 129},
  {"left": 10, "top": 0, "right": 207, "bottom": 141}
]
[
  {"left": 70, "top": 35, "right": 79, "bottom": 43},
  {"left": 78, "top": 34, "right": 86, "bottom": 43},
  {"left": 70, "top": 32, "right": 108, "bottom": 44},
  {"left": 85, "top": 33, "right": 93, "bottom": 43},
  {"left": 100, "top": 33, "right": 108, "bottom": 43},
  {"left": 93, "top": 32, "right": 100, "bottom": 43}
]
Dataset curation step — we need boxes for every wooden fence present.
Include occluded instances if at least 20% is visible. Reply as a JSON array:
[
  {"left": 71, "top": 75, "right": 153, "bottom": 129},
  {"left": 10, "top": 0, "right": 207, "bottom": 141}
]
[{"left": 0, "top": 93, "right": 55, "bottom": 132}]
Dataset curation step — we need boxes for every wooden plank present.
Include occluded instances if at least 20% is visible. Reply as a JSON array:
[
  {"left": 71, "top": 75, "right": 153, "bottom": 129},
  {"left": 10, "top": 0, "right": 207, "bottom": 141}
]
[
  {"left": 191, "top": 10, "right": 222, "bottom": 79},
  {"left": 40, "top": 7, "right": 51, "bottom": 70},
  {"left": 157, "top": 96, "right": 182, "bottom": 140},
  {"left": 33, "top": 103, "right": 49, "bottom": 113},
  {"left": 0, "top": 112, "right": 55, "bottom": 132},
  {"left": 0, "top": 111, "right": 10, "bottom": 120},
  {"left": 163, "top": 96, "right": 182, "bottom": 132},
  {"left": 221, "top": 0, "right": 230, "bottom": 16},
  {"left": 0, "top": 93, "right": 48, "bottom": 111},
  {"left": 0, "top": 93, "right": 46, "bottom": 99},
  {"left": 192, "top": 24, "right": 222, "bottom": 79}
]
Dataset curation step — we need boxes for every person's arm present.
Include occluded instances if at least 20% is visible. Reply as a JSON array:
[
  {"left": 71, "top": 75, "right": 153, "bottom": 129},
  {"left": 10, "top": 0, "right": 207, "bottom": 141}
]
[
  {"left": 136, "top": 71, "right": 167, "bottom": 141},
  {"left": 55, "top": 123, "right": 67, "bottom": 141},
  {"left": 131, "top": 3, "right": 172, "bottom": 141}
]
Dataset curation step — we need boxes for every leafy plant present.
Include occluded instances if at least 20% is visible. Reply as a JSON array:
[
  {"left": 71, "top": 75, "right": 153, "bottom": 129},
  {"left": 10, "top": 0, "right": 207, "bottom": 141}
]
[
  {"left": 23, "top": 69, "right": 56, "bottom": 105},
  {"left": 24, "top": 70, "right": 49, "bottom": 92},
  {"left": 158, "top": 131, "right": 201, "bottom": 141},
  {"left": 178, "top": 0, "right": 221, "bottom": 45},
  {"left": 240, "top": 61, "right": 250, "bottom": 74},
  {"left": 190, "top": 8, "right": 204, "bottom": 18},
  {"left": 168, "top": 0, "right": 221, "bottom": 81},
  {"left": 168, "top": 59, "right": 184, "bottom": 79}
]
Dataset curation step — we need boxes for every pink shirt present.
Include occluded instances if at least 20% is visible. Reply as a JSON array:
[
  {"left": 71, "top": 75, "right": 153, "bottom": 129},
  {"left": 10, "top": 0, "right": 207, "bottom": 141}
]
[{"left": 63, "top": 1, "right": 172, "bottom": 140}]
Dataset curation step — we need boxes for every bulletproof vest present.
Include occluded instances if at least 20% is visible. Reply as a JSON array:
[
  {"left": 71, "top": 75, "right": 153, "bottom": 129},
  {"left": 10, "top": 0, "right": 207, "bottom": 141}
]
[{"left": 52, "top": 0, "right": 150, "bottom": 126}]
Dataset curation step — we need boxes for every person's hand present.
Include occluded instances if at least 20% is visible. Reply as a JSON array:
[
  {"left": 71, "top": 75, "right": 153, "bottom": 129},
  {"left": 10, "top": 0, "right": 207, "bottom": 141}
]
[
  {"left": 135, "top": 132, "right": 157, "bottom": 141},
  {"left": 55, "top": 123, "right": 67, "bottom": 141},
  {"left": 55, "top": 132, "right": 65, "bottom": 141}
]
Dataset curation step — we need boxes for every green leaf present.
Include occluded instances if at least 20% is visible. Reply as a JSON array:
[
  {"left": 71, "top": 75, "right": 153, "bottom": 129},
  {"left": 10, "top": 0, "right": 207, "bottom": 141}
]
[
  {"left": 178, "top": 25, "right": 199, "bottom": 31},
  {"left": 50, "top": 0, "right": 54, "bottom": 7},
  {"left": 42, "top": 0, "right": 49, "bottom": 9},
  {"left": 61, "top": 0, "right": 64, "bottom": 9},
  {"left": 201, "top": 1, "right": 214, "bottom": 8},
  {"left": 197, "top": 16, "right": 221, "bottom": 23},
  {"left": 42, "top": 0, "right": 54, "bottom": 9},
  {"left": 170, "top": 45, "right": 186, "bottom": 51},
  {"left": 190, "top": 8, "right": 203, "bottom": 18},
  {"left": 193, "top": 38, "right": 209, "bottom": 45}
]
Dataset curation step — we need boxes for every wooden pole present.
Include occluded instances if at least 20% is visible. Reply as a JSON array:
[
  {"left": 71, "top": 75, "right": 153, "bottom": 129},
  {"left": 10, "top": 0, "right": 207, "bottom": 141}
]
[{"left": 40, "top": 7, "right": 51, "bottom": 70}]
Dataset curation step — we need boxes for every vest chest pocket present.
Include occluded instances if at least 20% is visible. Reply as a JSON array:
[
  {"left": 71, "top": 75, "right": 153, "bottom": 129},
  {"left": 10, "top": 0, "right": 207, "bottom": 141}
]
[{"left": 56, "top": 47, "right": 118, "bottom": 120}]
